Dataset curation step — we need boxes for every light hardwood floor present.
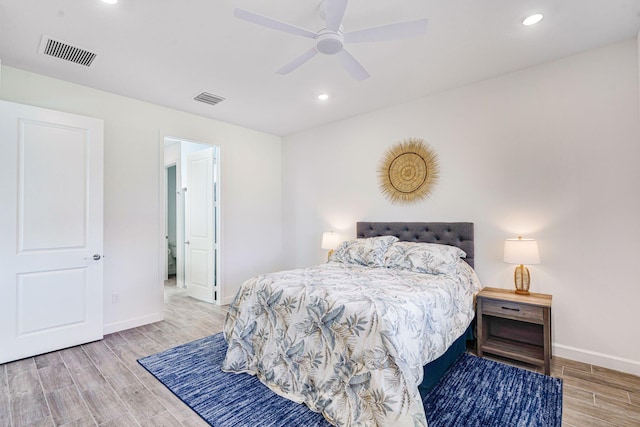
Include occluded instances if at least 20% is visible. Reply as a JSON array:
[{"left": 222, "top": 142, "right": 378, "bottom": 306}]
[{"left": 1, "top": 280, "right": 639, "bottom": 426}]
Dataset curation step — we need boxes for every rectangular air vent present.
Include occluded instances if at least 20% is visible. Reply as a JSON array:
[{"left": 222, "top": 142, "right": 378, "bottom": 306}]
[
  {"left": 39, "top": 35, "right": 99, "bottom": 68},
  {"left": 194, "top": 92, "right": 226, "bottom": 106}
]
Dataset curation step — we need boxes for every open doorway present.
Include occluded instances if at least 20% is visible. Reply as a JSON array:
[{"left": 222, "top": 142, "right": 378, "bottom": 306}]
[
  {"left": 162, "top": 137, "right": 221, "bottom": 305},
  {"left": 165, "top": 164, "right": 178, "bottom": 282}
]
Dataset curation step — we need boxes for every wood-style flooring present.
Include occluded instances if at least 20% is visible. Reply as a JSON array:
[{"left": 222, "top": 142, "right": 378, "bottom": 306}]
[{"left": 1, "top": 279, "right": 639, "bottom": 426}]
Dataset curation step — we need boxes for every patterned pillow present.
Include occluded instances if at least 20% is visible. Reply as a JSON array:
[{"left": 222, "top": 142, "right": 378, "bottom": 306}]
[
  {"left": 330, "top": 236, "right": 399, "bottom": 267},
  {"left": 457, "top": 258, "right": 484, "bottom": 294},
  {"left": 384, "top": 241, "right": 466, "bottom": 275}
]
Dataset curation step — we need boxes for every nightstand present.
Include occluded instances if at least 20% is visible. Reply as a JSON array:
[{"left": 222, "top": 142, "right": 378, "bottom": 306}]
[{"left": 477, "top": 287, "right": 552, "bottom": 375}]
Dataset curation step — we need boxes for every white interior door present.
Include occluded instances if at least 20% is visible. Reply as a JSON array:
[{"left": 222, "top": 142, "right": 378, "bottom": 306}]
[
  {"left": 0, "top": 100, "right": 104, "bottom": 364},
  {"left": 185, "top": 148, "right": 216, "bottom": 303}
]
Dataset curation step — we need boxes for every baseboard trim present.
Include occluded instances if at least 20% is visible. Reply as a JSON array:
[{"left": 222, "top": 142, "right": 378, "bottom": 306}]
[
  {"left": 103, "top": 312, "right": 163, "bottom": 335},
  {"left": 554, "top": 343, "right": 640, "bottom": 376},
  {"left": 222, "top": 295, "right": 235, "bottom": 305}
]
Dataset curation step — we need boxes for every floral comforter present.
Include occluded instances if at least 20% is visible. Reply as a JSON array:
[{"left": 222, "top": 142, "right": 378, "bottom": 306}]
[{"left": 222, "top": 261, "right": 482, "bottom": 427}]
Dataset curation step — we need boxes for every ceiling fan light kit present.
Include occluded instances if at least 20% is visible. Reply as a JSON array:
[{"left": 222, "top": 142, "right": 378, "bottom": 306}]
[
  {"left": 233, "top": 0, "right": 428, "bottom": 81},
  {"left": 316, "top": 30, "right": 344, "bottom": 55}
]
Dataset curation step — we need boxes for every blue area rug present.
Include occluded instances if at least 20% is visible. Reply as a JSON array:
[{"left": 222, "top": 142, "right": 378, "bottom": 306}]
[{"left": 138, "top": 333, "right": 562, "bottom": 427}]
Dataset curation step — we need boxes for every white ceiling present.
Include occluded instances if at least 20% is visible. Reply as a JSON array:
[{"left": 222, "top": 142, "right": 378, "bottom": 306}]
[{"left": 1, "top": 0, "right": 639, "bottom": 136}]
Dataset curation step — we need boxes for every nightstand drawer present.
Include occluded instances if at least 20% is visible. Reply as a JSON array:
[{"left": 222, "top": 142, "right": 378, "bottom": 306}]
[{"left": 481, "top": 299, "right": 544, "bottom": 323}]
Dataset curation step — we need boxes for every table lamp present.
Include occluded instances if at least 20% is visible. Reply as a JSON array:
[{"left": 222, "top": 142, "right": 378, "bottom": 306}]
[
  {"left": 503, "top": 236, "right": 540, "bottom": 295},
  {"left": 321, "top": 231, "right": 341, "bottom": 259}
]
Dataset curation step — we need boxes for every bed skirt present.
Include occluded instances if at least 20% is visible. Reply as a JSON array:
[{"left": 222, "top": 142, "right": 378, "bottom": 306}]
[{"left": 419, "top": 322, "right": 475, "bottom": 396}]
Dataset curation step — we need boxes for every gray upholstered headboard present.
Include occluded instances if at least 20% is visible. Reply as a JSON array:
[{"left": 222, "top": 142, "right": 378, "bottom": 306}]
[{"left": 356, "top": 222, "right": 474, "bottom": 268}]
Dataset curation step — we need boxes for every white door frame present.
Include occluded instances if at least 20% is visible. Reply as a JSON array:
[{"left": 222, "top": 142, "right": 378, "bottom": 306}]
[{"left": 158, "top": 135, "right": 221, "bottom": 305}]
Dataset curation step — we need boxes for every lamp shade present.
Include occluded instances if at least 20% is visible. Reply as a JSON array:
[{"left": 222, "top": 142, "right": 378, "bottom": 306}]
[
  {"left": 504, "top": 237, "right": 540, "bottom": 265},
  {"left": 321, "top": 231, "right": 341, "bottom": 250}
]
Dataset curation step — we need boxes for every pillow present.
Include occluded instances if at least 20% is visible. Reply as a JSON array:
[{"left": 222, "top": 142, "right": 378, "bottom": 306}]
[
  {"left": 330, "top": 236, "right": 399, "bottom": 267},
  {"left": 457, "top": 259, "right": 484, "bottom": 294},
  {"left": 383, "top": 241, "right": 466, "bottom": 275}
]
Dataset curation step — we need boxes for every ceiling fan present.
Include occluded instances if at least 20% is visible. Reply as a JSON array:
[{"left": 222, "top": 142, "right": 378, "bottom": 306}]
[{"left": 234, "top": 0, "right": 428, "bottom": 81}]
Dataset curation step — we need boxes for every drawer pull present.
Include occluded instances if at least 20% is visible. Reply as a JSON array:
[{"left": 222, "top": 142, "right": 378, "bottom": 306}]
[{"left": 501, "top": 306, "right": 520, "bottom": 312}]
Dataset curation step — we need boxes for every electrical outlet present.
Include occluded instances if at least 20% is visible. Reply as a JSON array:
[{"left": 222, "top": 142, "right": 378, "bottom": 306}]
[{"left": 112, "top": 293, "right": 120, "bottom": 304}]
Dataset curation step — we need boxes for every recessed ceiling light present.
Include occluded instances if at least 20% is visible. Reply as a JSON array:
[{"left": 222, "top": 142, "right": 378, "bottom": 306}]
[
  {"left": 317, "top": 93, "right": 329, "bottom": 101},
  {"left": 101, "top": 0, "right": 118, "bottom": 4},
  {"left": 522, "top": 14, "right": 543, "bottom": 26}
]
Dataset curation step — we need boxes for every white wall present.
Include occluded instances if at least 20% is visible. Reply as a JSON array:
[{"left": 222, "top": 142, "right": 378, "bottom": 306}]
[
  {"left": 0, "top": 65, "right": 283, "bottom": 332},
  {"left": 282, "top": 39, "right": 640, "bottom": 375},
  {"left": 164, "top": 141, "right": 181, "bottom": 166}
]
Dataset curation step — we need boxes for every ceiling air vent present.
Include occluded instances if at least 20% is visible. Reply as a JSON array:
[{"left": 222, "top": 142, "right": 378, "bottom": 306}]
[
  {"left": 194, "top": 92, "right": 226, "bottom": 106},
  {"left": 38, "top": 35, "right": 100, "bottom": 68}
]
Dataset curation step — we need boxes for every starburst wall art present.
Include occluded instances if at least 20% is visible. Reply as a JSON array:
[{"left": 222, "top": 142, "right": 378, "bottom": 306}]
[{"left": 378, "top": 138, "right": 439, "bottom": 204}]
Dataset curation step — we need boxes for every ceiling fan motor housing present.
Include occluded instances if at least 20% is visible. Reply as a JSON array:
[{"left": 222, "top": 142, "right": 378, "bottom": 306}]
[{"left": 316, "top": 30, "right": 344, "bottom": 55}]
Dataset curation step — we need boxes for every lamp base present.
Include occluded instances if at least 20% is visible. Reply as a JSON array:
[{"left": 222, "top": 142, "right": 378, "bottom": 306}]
[
  {"left": 514, "top": 264, "right": 531, "bottom": 295},
  {"left": 327, "top": 249, "right": 334, "bottom": 261}
]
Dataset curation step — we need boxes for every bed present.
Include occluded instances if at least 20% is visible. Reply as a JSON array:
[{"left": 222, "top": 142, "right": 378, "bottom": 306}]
[{"left": 222, "top": 222, "right": 481, "bottom": 427}]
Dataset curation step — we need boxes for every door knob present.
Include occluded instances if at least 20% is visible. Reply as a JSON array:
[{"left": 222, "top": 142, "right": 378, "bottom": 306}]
[
  {"left": 93, "top": 254, "right": 102, "bottom": 260},
  {"left": 185, "top": 241, "right": 190, "bottom": 245}
]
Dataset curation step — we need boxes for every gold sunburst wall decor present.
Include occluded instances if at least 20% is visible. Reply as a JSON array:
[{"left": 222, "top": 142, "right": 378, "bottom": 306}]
[{"left": 378, "top": 138, "right": 439, "bottom": 204}]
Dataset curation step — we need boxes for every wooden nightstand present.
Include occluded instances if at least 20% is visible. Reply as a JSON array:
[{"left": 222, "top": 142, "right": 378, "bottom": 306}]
[{"left": 477, "top": 287, "right": 552, "bottom": 375}]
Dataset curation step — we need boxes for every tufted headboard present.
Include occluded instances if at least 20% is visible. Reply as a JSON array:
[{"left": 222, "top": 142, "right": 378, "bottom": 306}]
[{"left": 356, "top": 222, "right": 474, "bottom": 268}]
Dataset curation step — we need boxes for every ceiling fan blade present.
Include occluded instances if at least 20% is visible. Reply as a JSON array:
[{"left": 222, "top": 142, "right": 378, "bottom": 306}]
[
  {"left": 336, "top": 49, "right": 370, "bottom": 81},
  {"left": 344, "top": 18, "right": 428, "bottom": 43},
  {"left": 325, "top": 0, "right": 348, "bottom": 32},
  {"left": 234, "top": 8, "right": 317, "bottom": 39},
  {"left": 276, "top": 48, "right": 319, "bottom": 75}
]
